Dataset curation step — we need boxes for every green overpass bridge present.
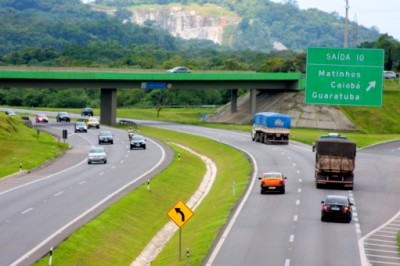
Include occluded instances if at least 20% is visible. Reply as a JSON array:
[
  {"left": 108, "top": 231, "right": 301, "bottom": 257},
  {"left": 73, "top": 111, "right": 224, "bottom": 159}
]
[{"left": 0, "top": 67, "right": 304, "bottom": 126}]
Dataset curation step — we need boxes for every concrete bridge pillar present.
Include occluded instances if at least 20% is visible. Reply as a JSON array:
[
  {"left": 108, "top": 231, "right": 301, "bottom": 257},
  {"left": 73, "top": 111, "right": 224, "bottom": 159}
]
[
  {"left": 100, "top": 88, "right": 117, "bottom": 126},
  {"left": 250, "top": 88, "right": 257, "bottom": 114},
  {"left": 231, "top": 89, "right": 238, "bottom": 113}
]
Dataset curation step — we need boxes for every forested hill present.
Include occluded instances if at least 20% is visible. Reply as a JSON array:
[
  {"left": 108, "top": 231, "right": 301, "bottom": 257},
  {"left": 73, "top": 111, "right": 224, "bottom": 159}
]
[{"left": 0, "top": 0, "right": 381, "bottom": 55}]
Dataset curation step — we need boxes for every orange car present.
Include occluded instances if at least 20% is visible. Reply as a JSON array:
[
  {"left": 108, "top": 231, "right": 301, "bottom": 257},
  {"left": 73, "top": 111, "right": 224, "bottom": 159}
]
[{"left": 258, "top": 172, "right": 287, "bottom": 194}]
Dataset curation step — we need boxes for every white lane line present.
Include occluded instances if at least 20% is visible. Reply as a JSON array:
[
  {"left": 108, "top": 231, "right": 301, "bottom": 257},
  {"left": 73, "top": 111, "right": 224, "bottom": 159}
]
[
  {"left": 21, "top": 208, "right": 33, "bottom": 215},
  {"left": 79, "top": 180, "right": 87, "bottom": 185},
  {"left": 285, "top": 259, "right": 290, "bottom": 266},
  {"left": 120, "top": 160, "right": 124, "bottom": 163},
  {"left": 11, "top": 136, "right": 167, "bottom": 266},
  {"left": 54, "top": 191, "right": 64, "bottom": 197},
  {"left": 296, "top": 199, "right": 300, "bottom": 205},
  {"left": 293, "top": 215, "right": 298, "bottom": 222},
  {"left": 298, "top": 178, "right": 302, "bottom": 183},
  {"left": 289, "top": 235, "right": 295, "bottom": 242},
  {"left": 111, "top": 165, "right": 116, "bottom": 169},
  {"left": 99, "top": 172, "right": 104, "bottom": 176},
  {"left": 298, "top": 188, "right": 302, "bottom": 193}
]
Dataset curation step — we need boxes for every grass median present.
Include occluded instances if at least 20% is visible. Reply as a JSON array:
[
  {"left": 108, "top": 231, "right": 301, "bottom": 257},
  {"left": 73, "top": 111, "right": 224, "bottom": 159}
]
[{"left": 35, "top": 126, "right": 252, "bottom": 265}]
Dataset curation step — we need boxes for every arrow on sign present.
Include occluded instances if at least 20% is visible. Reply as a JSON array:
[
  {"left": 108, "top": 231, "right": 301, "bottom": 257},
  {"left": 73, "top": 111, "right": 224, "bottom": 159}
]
[
  {"left": 175, "top": 208, "right": 185, "bottom": 222},
  {"left": 366, "top": 81, "right": 376, "bottom": 92}
]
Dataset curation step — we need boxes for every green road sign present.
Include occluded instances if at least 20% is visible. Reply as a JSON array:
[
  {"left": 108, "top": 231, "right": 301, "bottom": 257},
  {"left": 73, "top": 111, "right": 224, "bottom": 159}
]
[{"left": 306, "top": 47, "right": 384, "bottom": 107}]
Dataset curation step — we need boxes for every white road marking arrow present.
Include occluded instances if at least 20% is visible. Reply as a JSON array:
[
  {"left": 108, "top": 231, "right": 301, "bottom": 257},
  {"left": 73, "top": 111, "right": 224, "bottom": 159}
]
[{"left": 366, "top": 81, "right": 376, "bottom": 92}]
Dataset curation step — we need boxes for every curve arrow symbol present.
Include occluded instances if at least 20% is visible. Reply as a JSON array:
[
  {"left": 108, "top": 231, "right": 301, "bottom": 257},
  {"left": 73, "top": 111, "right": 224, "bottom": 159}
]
[
  {"left": 366, "top": 81, "right": 376, "bottom": 92},
  {"left": 175, "top": 208, "right": 185, "bottom": 222}
]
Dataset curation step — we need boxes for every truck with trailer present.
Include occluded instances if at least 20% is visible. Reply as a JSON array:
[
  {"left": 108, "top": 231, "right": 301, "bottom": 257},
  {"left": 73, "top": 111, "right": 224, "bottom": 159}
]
[
  {"left": 251, "top": 112, "right": 291, "bottom": 144},
  {"left": 312, "top": 133, "right": 356, "bottom": 189}
]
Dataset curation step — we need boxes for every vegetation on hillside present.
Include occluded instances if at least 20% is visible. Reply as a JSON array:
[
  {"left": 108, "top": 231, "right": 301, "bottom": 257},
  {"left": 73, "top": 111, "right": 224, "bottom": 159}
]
[{"left": 0, "top": 113, "right": 67, "bottom": 177}]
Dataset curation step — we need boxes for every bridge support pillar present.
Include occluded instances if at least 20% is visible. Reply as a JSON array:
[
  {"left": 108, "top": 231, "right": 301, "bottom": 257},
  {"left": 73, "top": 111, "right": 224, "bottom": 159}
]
[
  {"left": 231, "top": 89, "right": 238, "bottom": 113},
  {"left": 100, "top": 88, "right": 117, "bottom": 126},
  {"left": 250, "top": 89, "right": 257, "bottom": 114}
]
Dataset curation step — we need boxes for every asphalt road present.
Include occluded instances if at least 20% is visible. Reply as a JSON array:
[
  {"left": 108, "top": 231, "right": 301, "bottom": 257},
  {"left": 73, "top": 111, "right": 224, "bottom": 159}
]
[
  {"left": 0, "top": 116, "right": 172, "bottom": 265},
  {"left": 1, "top": 111, "right": 400, "bottom": 265},
  {"left": 136, "top": 120, "right": 400, "bottom": 266}
]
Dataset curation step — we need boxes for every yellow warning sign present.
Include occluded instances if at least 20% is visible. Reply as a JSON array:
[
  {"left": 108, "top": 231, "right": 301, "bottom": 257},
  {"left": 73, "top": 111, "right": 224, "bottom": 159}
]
[{"left": 167, "top": 200, "right": 194, "bottom": 228}]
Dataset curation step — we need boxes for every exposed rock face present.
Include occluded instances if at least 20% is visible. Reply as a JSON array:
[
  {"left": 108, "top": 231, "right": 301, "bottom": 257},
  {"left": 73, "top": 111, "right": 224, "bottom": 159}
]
[{"left": 129, "top": 6, "right": 241, "bottom": 44}]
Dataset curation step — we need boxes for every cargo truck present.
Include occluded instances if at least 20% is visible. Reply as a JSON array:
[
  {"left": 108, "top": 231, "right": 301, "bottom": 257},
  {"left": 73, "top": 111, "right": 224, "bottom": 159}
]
[
  {"left": 312, "top": 133, "right": 356, "bottom": 189},
  {"left": 251, "top": 112, "right": 291, "bottom": 144}
]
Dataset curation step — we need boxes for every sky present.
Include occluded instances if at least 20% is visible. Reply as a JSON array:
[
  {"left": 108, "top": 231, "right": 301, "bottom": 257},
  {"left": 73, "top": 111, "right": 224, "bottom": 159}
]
[{"left": 272, "top": 0, "right": 400, "bottom": 41}]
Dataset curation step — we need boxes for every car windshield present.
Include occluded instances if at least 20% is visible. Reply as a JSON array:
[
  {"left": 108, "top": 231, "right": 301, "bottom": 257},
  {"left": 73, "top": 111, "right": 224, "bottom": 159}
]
[
  {"left": 59, "top": 112, "right": 69, "bottom": 116},
  {"left": 76, "top": 122, "right": 85, "bottom": 126},
  {"left": 89, "top": 118, "right": 97, "bottom": 122},
  {"left": 100, "top": 131, "right": 112, "bottom": 136},
  {"left": 89, "top": 147, "right": 105, "bottom": 153},
  {"left": 132, "top": 136, "right": 144, "bottom": 140},
  {"left": 38, "top": 114, "right": 46, "bottom": 117},
  {"left": 325, "top": 196, "right": 348, "bottom": 205},
  {"left": 263, "top": 173, "right": 282, "bottom": 178}
]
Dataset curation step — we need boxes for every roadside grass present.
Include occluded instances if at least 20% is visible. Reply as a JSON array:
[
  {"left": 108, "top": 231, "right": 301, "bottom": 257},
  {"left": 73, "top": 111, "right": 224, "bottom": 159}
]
[
  {"left": 0, "top": 114, "right": 67, "bottom": 178},
  {"left": 35, "top": 126, "right": 251, "bottom": 266}
]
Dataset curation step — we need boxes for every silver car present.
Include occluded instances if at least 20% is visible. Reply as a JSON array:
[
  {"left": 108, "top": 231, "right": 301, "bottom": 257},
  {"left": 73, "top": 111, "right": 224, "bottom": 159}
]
[
  {"left": 75, "top": 122, "right": 88, "bottom": 133},
  {"left": 87, "top": 146, "right": 107, "bottom": 164}
]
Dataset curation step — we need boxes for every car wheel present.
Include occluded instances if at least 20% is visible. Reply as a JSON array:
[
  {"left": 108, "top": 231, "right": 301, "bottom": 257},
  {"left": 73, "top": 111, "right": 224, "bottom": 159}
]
[
  {"left": 88, "top": 161, "right": 91, "bottom": 164},
  {"left": 143, "top": 145, "right": 146, "bottom": 149},
  {"left": 104, "top": 160, "right": 107, "bottom": 164},
  {"left": 281, "top": 188, "right": 285, "bottom": 194},
  {"left": 75, "top": 130, "right": 77, "bottom": 133},
  {"left": 97, "top": 126, "right": 100, "bottom": 129},
  {"left": 98, "top": 142, "right": 101, "bottom": 145},
  {"left": 260, "top": 189, "right": 264, "bottom": 194},
  {"left": 111, "top": 141, "right": 114, "bottom": 144},
  {"left": 321, "top": 216, "right": 325, "bottom": 222}
]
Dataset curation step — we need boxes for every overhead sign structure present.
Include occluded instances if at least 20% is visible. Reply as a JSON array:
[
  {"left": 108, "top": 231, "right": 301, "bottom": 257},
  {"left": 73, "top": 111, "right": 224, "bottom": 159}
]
[
  {"left": 167, "top": 200, "right": 194, "bottom": 228},
  {"left": 306, "top": 47, "right": 384, "bottom": 107}
]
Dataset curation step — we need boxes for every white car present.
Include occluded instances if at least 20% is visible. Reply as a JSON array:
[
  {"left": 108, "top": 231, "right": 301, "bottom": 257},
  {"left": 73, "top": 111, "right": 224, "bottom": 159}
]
[
  {"left": 87, "top": 146, "right": 107, "bottom": 164},
  {"left": 74, "top": 122, "right": 88, "bottom": 133},
  {"left": 166, "top": 66, "right": 191, "bottom": 73},
  {"left": 384, "top": 70, "right": 397, "bottom": 79}
]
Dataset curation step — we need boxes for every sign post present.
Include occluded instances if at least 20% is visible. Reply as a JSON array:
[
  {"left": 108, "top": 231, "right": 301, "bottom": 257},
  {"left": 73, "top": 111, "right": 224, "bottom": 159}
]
[
  {"left": 167, "top": 200, "right": 194, "bottom": 261},
  {"left": 306, "top": 47, "right": 384, "bottom": 107}
]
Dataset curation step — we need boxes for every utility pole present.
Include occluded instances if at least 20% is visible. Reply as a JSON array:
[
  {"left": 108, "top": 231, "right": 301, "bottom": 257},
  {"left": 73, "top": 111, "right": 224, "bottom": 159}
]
[{"left": 344, "top": 0, "right": 349, "bottom": 47}]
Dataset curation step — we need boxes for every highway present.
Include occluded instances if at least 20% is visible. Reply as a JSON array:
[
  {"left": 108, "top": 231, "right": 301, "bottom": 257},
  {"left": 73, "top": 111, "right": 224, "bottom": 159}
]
[
  {"left": 0, "top": 112, "right": 399, "bottom": 265},
  {"left": 0, "top": 115, "right": 171, "bottom": 265},
  {"left": 137, "top": 120, "right": 400, "bottom": 266}
]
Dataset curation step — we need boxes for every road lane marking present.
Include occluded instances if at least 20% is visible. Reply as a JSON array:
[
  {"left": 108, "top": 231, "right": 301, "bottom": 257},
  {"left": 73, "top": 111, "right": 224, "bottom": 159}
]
[
  {"left": 79, "top": 180, "right": 87, "bottom": 185},
  {"left": 296, "top": 199, "right": 300, "bottom": 205},
  {"left": 289, "top": 235, "right": 295, "bottom": 242},
  {"left": 285, "top": 259, "right": 290, "bottom": 266},
  {"left": 54, "top": 191, "right": 64, "bottom": 197},
  {"left": 21, "top": 208, "right": 33, "bottom": 215},
  {"left": 293, "top": 215, "right": 298, "bottom": 222}
]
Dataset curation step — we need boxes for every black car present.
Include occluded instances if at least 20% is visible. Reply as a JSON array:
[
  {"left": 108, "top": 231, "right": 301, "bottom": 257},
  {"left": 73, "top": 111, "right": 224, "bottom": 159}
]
[
  {"left": 130, "top": 135, "right": 146, "bottom": 150},
  {"left": 81, "top": 107, "right": 93, "bottom": 116},
  {"left": 321, "top": 195, "right": 353, "bottom": 223},
  {"left": 98, "top": 130, "right": 114, "bottom": 144},
  {"left": 56, "top": 112, "right": 71, "bottom": 122}
]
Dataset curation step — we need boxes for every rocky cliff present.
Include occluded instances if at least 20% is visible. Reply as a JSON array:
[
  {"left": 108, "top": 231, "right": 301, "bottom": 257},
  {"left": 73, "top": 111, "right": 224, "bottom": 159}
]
[{"left": 129, "top": 6, "right": 240, "bottom": 45}]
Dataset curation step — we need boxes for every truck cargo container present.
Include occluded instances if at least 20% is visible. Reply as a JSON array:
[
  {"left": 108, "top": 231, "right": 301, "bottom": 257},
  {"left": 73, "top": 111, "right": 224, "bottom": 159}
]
[
  {"left": 251, "top": 112, "right": 291, "bottom": 144},
  {"left": 312, "top": 133, "right": 356, "bottom": 189}
]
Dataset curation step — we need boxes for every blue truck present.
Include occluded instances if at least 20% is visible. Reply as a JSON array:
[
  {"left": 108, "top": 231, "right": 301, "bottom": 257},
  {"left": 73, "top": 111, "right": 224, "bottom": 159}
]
[{"left": 251, "top": 112, "right": 291, "bottom": 144}]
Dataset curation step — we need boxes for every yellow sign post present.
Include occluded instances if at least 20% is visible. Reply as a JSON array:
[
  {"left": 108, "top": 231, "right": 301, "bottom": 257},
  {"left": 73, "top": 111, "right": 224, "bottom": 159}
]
[{"left": 167, "top": 200, "right": 194, "bottom": 261}]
